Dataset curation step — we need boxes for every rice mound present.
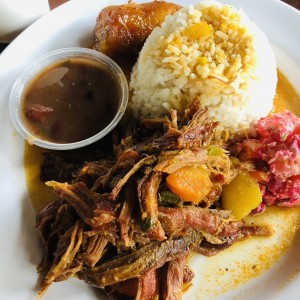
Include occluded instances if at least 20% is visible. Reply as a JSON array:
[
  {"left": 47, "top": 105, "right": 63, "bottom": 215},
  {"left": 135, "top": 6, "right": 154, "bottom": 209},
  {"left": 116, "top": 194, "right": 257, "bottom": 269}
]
[{"left": 129, "top": 0, "right": 277, "bottom": 133}]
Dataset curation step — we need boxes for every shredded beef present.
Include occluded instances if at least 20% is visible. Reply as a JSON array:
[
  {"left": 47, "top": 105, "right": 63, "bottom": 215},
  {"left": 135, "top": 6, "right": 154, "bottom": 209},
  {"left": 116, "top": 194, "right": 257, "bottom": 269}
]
[{"left": 36, "top": 101, "right": 274, "bottom": 299}]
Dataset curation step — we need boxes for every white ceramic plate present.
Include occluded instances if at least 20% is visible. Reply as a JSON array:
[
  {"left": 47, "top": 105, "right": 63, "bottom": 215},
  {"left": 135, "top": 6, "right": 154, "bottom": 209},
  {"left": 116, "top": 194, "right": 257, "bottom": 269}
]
[{"left": 1, "top": 0, "right": 300, "bottom": 299}]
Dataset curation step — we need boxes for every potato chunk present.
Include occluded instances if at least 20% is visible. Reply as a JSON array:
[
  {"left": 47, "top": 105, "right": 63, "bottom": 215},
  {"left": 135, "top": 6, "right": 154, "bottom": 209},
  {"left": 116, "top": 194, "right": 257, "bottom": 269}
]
[{"left": 222, "top": 171, "right": 262, "bottom": 220}]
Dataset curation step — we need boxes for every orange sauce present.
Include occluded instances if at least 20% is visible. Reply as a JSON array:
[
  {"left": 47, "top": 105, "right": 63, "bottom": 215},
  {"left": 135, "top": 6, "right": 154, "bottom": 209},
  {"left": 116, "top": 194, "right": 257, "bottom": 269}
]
[
  {"left": 273, "top": 70, "right": 300, "bottom": 115},
  {"left": 24, "top": 144, "right": 56, "bottom": 212}
]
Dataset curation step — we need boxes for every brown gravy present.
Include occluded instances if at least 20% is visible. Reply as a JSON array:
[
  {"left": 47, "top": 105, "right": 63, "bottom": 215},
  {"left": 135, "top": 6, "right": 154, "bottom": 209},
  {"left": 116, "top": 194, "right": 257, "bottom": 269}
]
[{"left": 22, "top": 57, "right": 121, "bottom": 143}]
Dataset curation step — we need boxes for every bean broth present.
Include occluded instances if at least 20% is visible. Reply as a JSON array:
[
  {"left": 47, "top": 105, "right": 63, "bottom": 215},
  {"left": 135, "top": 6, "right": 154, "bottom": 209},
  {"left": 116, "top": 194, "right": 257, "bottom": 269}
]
[{"left": 21, "top": 57, "right": 121, "bottom": 143}]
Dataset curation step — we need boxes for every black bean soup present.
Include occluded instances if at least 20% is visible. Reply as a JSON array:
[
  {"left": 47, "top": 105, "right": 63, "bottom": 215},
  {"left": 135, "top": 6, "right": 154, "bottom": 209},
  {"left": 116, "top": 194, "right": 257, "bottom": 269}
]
[{"left": 21, "top": 57, "right": 121, "bottom": 143}]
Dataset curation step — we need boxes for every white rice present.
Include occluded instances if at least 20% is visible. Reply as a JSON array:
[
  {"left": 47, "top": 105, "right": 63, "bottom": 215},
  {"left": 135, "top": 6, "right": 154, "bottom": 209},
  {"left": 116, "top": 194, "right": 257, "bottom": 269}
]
[{"left": 129, "top": 0, "right": 277, "bottom": 133}]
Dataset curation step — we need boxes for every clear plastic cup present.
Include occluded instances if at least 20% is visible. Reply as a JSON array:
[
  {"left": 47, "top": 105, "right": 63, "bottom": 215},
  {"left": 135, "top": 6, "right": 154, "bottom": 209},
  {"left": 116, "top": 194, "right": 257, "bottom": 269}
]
[{"left": 9, "top": 47, "right": 128, "bottom": 150}]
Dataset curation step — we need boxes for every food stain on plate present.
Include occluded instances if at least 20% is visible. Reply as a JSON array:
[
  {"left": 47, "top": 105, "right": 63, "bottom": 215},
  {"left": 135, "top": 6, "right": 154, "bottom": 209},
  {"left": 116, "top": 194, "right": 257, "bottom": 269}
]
[
  {"left": 24, "top": 144, "right": 56, "bottom": 212},
  {"left": 188, "top": 206, "right": 300, "bottom": 299}
]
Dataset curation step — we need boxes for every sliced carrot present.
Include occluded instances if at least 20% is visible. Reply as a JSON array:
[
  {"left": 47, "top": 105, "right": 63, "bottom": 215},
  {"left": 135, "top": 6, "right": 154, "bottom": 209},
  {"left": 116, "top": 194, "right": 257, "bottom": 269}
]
[{"left": 166, "top": 166, "right": 213, "bottom": 204}]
